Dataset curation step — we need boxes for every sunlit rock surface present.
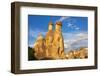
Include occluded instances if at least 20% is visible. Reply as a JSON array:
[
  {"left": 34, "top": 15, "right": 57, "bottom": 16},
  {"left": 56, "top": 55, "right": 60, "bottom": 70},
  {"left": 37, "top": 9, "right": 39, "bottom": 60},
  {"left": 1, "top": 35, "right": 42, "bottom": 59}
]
[{"left": 33, "top": 21, "right": 88, "bottom": 60}]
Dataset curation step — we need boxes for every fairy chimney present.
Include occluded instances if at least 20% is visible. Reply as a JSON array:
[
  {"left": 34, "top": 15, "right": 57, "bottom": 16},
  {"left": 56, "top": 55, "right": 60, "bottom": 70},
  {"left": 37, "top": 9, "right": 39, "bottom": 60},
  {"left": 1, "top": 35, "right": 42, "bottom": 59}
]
[
  {"left": 33, "top": 21, "right": 66, "bottom": 59},
  {"left": 52, "top": 21, "right": 65, "bottom": 59},
  {"left": 48, "top": 21, "right": 53, "bottom": 30},
  {"left": 45, "top": 21, "right": 54, "bottom": 58},
  {"left": 34, "top": 33, "right": 46, "bottom": 59}
]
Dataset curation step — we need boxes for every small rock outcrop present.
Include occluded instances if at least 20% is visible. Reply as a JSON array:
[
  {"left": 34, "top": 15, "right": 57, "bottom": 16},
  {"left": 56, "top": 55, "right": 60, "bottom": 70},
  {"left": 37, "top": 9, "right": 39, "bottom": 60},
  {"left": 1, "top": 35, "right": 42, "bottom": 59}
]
[{"left": 33, "top": 33, "right": 46, "bottom": 59}]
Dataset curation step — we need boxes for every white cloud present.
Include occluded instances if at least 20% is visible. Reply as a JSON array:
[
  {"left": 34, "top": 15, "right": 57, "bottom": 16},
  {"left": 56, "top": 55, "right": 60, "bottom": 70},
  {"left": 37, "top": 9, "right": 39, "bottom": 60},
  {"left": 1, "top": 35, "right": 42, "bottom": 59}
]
[
  {"left": 29, "top": 28, "right": 88, "bottom": 51},
  {"left": 63, "top": 32, "right": 88, "bottom": 52},
  {"left": 29, "top": 29, "right": 46, "bottom": 38},
  {"left": 28, "top": 29, "right": 47, "bottom": 47},
  {"left": 56, "top": 16, "right": 70, "bottom": 22},
  {"left": 67, "top": 22, "right": 80, "bottom": 30},
  {"left": 75, "top": 27, "right": 80, "bottom": 30},
  {"left": 56, "top": 16, "right": 80, "bottom": 31},
  {"left": 67, "top": 23, "right": 73, "bottom": 27}
]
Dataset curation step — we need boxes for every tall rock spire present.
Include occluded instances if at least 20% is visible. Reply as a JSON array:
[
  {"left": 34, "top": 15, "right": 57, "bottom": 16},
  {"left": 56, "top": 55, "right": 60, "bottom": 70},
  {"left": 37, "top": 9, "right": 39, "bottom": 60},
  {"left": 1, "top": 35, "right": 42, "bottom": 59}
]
[
  {"left": 48, "top": 17, "right": 54, "bottom": 30},
  {"left": 45, "top": 20, "right": 54, "bottom": 58},
  {"left": 52, "top": 21, "right": 65, "bottom": 59},
  {"left": 48, "top": 21, "right": 53, "bottom": 30},
  {"left": 55, "top": 21, "right": 62, "bottom": 31}
]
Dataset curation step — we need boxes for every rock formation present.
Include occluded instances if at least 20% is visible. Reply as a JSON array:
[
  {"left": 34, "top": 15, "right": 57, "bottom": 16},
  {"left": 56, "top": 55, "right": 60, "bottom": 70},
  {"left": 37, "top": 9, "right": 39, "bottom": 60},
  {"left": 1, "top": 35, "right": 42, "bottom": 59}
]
[
  {"left": 33, "top": 21, "right": 65, "bottom": 59},
  {"left": 33, "top": 21, "right": 88, "bottom": 60},
  {"left": 51, "top": 22, "right": 65, "bottom": 59},
  {"left": 33, "top": 33, "right": 46, "bottom": 59},
  {"left": 65, "top": 48, "right": 88, "bottom": 59},
  {"left": 45, "top": 22, "right": 54, "bottom": 58}
]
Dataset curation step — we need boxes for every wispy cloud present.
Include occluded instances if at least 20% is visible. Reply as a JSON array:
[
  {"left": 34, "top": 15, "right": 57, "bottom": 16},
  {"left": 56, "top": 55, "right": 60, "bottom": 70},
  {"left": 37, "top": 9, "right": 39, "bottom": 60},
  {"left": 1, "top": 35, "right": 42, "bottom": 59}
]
[
  {"left": 75, "top": 27, "right": 80, "bottom": 30},
  {"left": 56, "top": 16, "right": 70, "bottom": 22},
  {"left": 56, "top": 16, "right": 80, "bottom": 31},
  {"left": 29, "top": 28, "right": 47, "bottom": 38},
  {"left": 29, "top": 28, "right": 88, "bottom": 51},
  {"left": 28, "top": 28, "right": 47, "bottom": 47},
  {"left": 63, "top": 32, "right": 88, "bottom": 52},
  {"left": 67, "top": 23, "right": 80, "bottom": 30}
]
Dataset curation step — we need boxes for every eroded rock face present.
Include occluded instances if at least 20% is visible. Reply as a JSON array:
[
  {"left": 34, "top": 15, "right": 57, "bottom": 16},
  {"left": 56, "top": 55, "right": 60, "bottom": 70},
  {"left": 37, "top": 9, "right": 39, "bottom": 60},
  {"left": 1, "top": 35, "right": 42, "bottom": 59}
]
[
  {"left": 65, "top": 48, "right": 88, "bottom": 59},
  {"left": 33, "top": 21, "right": 66, "bottom": 59},
  {"left": 51, "top": 22, "right": 65, "bottom": 59},
  {"left": 45, "top": 22, "right": 54, "bottom": 58},
  {"left": 45, "top": 30, "right": 54, "bottom": 58},
  {"left": 33, "top": 34, "right": 46, "bottom": 59}
]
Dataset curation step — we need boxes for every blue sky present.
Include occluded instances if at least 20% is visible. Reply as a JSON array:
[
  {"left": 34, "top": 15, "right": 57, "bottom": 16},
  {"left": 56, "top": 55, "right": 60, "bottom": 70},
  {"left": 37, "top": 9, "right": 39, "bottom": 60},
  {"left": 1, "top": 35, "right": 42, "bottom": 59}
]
[{"left": 28, "top": 15, "right": 88, "bottom": 52}]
